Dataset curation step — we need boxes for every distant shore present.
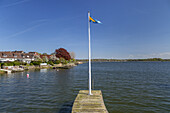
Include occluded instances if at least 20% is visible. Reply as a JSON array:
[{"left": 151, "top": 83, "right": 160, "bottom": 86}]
[{"left": 77, "top": 58, "right": 170, "bottom": 62}]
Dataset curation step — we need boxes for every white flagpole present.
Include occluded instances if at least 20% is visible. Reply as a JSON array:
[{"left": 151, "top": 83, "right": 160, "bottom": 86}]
[{"left": 88, "top": 11, "right": 92, "bottom": 95}]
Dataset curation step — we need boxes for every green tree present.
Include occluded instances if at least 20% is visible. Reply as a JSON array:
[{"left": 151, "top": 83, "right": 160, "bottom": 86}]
[
  {"left": 54, "top": 60, "right": 61, "bottom": 64},
  {"left": 4, "top": 63, "right": 8, "bottom": 66},
  {"left": 7, "top": 62, "right": 14, "bottom": 66},
  {"left": 63, "top": 60, "right": 68, "bottom": 64},
  {"left": 31, "top": 61, "right": 42, "bottom": 65},
  {"left": 48, "top": 61, "right": 54, "bottom": 66},
  {"left": 69, "top": 59, "right": 76, "bottom": 63},
  {"left": 26, "top": 63, "right": 30, "bottom": 66},
  {"left": 42, "top": 56, "right": 49, "bottom": 63},
  {"left": 30, "top": 63, "right": 34, "bottom": 66},
  {"left": 59, "top": 57, "right": 65, "bottom": 63},
  {"left": 42, "top": 53, "right": 48, "bottom": 55},
  {"left": 13, "top": 61, "right": 20, "bottom": 66}
]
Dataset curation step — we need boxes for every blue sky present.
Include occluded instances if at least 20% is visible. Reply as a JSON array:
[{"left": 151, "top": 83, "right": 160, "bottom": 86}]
[{"left": 1, "top": 0, "right": 170, "bottom": 59}]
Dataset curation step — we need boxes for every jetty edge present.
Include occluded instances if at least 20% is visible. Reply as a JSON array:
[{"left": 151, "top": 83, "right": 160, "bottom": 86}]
[{"left": 72, "top": 90, "right": 108, "bottom": 113}]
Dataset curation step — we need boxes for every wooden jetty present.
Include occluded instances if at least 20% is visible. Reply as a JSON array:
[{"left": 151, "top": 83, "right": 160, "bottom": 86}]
[{"left": 72, "top": 90, "right": 108, "bottom": 113}]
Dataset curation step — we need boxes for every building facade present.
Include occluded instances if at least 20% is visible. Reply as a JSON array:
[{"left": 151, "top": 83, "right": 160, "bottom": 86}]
[{"left": 0, "top": 51, "right": 39, "bottom": 63}]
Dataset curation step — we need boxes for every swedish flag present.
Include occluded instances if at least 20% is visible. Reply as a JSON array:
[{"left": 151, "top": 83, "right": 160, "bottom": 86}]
[{"left": 89, "top": 16, "right": 101, "bottom": 24}]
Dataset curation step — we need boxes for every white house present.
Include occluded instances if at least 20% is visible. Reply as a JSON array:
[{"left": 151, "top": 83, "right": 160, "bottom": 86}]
[{"left": 0, "top": 51, "right": 38, "bottom": 63}]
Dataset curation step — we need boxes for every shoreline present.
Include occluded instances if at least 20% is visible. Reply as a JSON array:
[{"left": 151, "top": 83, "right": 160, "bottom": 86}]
[
  {"left": 0, "top": 61, "right": 83, "bottom": 74},
  {"left": 77, "top": 59, "right": 170, "bottom": 62}
]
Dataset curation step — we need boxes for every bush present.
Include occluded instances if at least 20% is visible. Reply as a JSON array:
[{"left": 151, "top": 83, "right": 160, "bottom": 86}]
[
  {"left": 13, "top": 61, "right": 20, "bottom": 66},
  {"left": 26, "top": 64, "right": 30, "bottom": 66},
  {"left": 54, "top": 60, "right": 61, "bottom": 64},
  {"left": 59, "top": 57, "right": 65, "bottom": 63},
  {"left": 21, "top": 62, "right": 27, "bottom": 65},
  {"left": 69, "top": 59, "right": 76, "bottom": 63},
  {"left": 48, "top": 61, "right": 54, "bottom": 66},
  {"left": 72, "top": 59, "right": 75, "bottom": 62},
  {"left": 31, "top": 61, "right": 42, "bottom": 65},
  {"left": 6, "top": 62, "right": 14, "bottom": 66},
  {"left": 30, "top": 63, "right": 33, "bottom": 66},
  {"left": 63, "top": 60, "right": 68, "bottom": 64},
  {"left": 3, "top": 63, "right": 7, "bottom": 66}
]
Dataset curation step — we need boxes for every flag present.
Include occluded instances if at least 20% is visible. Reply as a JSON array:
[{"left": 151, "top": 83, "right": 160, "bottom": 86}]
[{"left": 89, "top": 16, "right": 101, "bottom": 24}]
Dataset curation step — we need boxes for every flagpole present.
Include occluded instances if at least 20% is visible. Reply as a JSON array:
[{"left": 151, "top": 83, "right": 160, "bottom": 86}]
[{"left": 88, "top": 11, "right": 92, "bottom": 95}]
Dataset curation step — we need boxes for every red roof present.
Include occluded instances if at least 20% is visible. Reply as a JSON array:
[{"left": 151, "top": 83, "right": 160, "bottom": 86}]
[{"left": 0, "top": 51, "right": 35, "bottom": 59}]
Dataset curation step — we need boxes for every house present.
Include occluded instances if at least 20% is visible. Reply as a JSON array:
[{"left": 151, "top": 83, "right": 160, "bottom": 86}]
[
  {"left": 0, "top": 51, "right": 39, "bottom": 63},
  {"left": 20, "top": 53, "right": 35, "bottom": 63},
  {"left": 0, "top": 52, "right": 16, "bottom": 62}
]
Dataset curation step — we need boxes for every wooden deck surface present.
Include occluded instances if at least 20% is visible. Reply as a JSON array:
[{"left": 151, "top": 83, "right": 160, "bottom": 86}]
[{"left": 72, "top": 90, "right": 108, "bottom": 113}]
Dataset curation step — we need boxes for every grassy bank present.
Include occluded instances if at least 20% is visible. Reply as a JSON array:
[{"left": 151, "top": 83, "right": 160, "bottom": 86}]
[{"left": 0, "top": 70, "right": 6, "bottom": 74}]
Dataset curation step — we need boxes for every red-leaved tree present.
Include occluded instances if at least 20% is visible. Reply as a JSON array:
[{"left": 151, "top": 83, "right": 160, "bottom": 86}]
[{"left": 55, "top": 48, "right": 71, "bottom": 60}]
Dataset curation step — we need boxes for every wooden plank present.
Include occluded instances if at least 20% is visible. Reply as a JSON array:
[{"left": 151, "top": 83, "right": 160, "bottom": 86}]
[{"left": 72, "top": 90, "right": 108, "bottom": 113}]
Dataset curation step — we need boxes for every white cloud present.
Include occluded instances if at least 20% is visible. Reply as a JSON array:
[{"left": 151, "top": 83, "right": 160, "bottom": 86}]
[{"left": 0, "top": 0, "right": 30, "bottom": 8}]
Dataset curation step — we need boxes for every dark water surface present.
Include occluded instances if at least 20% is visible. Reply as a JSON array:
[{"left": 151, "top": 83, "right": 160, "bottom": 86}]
[{"left": 0, "top": 62, "right": 170, "bottom": 113}]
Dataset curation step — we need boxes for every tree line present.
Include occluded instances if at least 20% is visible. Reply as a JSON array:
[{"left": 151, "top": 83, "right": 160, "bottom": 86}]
[{"left": 77, "top": 58, "right": 170, "bottom": 62}]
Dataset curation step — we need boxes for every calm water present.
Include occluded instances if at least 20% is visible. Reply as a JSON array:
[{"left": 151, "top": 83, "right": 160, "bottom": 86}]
[{"left": 0, "top": 62, "right": 170, "bottom": 113}]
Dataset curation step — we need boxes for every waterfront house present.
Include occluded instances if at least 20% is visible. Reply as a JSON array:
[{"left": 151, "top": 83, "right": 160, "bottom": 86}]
[
  {"left": 0, "top": 51, "right": 39, "bottom": 63},
  {"left": 0, "top": 52, "right": 15, "bottom": 62}
]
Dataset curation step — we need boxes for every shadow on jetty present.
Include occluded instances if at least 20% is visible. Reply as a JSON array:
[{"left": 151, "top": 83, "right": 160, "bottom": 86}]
[{"left": 58, "top": 101, "right": 73, "bottom": 113}]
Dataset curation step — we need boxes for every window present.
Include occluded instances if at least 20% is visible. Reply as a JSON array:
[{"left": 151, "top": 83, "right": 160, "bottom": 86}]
[{"left": 3, "top": 54, "right": 7, "bottom": 57}]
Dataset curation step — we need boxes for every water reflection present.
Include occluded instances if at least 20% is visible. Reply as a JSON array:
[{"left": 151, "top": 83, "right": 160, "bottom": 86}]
[
  {"left": 40, "top": 69, "right": 48, "bottom": 73},
  {"left": 0, "top": 62, "right": 170, "bottom": 112}
]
